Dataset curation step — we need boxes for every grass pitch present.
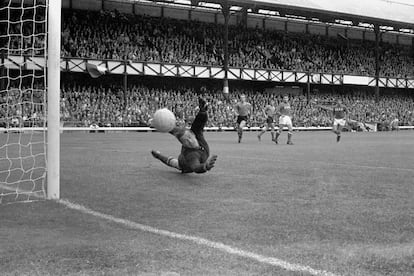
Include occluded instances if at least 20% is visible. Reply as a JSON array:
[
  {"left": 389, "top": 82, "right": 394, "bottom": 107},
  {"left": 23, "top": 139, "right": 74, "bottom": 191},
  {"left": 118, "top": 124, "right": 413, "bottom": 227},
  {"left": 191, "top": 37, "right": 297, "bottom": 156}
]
[{"left": 1, "top": 130, "right": 414, "bottom": 276}]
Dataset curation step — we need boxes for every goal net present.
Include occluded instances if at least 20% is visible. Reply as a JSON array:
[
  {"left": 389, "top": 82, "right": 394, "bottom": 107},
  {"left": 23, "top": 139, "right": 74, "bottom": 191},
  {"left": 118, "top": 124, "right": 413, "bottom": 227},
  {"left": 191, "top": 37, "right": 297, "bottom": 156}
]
[{"left": 0, "top": 0, "right": 60, "bottom": 204}]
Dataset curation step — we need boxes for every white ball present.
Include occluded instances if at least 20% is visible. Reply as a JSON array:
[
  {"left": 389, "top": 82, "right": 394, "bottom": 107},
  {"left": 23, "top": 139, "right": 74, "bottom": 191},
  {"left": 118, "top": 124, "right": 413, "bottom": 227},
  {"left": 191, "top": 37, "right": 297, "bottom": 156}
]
[{"left": 152, "top": 108, "right": 176, "bottom": 132}]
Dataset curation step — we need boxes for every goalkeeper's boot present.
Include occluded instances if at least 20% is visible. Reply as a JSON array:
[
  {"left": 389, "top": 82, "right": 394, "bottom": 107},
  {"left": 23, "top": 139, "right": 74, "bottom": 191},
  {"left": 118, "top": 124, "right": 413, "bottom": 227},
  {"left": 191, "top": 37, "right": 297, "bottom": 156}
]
[
  {"left": 151, "top": 150, "right": 162, "bottom": 160},
  {"left": 337, "top": 135, "right": 341, "bottom": 142},
  {"left": 151, "top": 150, "right": 180, "bottom": 170},
  {"left": 199, "top": 97, "right": 208, "bottom": 112}
]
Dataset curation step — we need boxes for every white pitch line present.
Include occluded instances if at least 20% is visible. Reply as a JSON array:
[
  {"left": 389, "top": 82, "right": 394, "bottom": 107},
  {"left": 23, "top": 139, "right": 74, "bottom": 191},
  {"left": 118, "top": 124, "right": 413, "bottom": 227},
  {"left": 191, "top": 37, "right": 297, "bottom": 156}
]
[
  {"left": 58, "top": 198, "right": 338, "bottom": 276},
  {"left": 0, "top": 185, "right": 338, "bottom": 275},
  {"left": 225, "top": 155, "right": 414, "bottom": 173}
]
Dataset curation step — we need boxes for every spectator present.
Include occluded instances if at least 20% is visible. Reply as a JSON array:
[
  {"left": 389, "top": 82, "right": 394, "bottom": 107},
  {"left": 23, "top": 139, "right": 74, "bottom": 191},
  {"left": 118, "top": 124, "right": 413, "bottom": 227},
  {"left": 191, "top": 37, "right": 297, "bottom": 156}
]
[{"left": 56, "top": 9, "right": 414, "bottom": 78}]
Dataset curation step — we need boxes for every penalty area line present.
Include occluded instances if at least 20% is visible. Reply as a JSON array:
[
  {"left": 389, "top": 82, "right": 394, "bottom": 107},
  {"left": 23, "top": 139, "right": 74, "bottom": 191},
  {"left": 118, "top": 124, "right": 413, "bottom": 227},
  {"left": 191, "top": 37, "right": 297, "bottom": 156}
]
[{"left": 57, "top": 198, "right": 338, "bottom": 276}]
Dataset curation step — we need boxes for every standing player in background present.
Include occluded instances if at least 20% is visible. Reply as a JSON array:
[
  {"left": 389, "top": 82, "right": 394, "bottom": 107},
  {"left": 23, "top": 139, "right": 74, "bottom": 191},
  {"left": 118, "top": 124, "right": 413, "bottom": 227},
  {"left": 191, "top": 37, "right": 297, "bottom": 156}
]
[
  {"left": 151, "top": 98, "right": 218, "bottom": 174},
  {"left": 257, "top": 99, "right": 276, "bottom": 142},
  {"left": 235, "top": 94, "right": 252, "bottom": 143},
  {"left": 274, "top": 95, "right": 294, "bottom": 145},
  {"left": 175, "top": 103, "right": 186, "bottom": 127},
  {"left": 389, "top": 113, "right": 399, "bottom": 131},
  {"left": 316, "top": 99, "right": 348, "bottom": 142}
]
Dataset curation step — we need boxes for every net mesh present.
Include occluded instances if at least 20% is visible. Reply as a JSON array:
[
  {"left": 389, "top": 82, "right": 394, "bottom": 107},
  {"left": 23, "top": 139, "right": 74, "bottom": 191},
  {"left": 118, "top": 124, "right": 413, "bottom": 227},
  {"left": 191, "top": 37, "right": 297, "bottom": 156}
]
[{"left": 0, "top": 0, "right": 47, "bottom": 204}]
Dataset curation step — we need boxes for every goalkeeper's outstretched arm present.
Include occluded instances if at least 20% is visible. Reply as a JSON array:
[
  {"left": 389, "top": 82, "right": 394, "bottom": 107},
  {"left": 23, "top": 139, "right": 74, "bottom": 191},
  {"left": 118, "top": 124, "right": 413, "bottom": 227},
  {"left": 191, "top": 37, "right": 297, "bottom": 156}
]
[{"left": 187, "top": 155, "right": 218, "bottom": 174}]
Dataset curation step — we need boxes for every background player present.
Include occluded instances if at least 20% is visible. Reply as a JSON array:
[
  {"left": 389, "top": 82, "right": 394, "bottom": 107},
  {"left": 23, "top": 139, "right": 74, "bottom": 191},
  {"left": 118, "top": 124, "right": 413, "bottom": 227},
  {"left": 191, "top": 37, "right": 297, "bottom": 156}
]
[
  {"left": 235, "top": 94, "right": 252, "bottom": 143},
  {"left": 257, "top": 99, "right": 276, "bottom": 142},
  {"left": 389, "top": 113, "right": 399, "bottom": 131},
  {"left": 151, "top": 98, "right": 218, "bottom": 173},
  {"left": 274, "top": 95, "right": 294, "bottom": 145},
  {"left": 316, "top": 98, "right": 348, "bottom": 142}
]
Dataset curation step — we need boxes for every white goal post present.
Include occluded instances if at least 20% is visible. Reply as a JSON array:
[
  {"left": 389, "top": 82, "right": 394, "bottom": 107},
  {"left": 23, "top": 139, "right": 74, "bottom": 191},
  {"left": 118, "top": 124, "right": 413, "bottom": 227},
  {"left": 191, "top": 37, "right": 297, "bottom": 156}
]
[
  {"left": 0, "top": 0, "right": 60, "bottom": 203},
  {"left": 47, "top": 0, "right": 61, "bottom": 199}
]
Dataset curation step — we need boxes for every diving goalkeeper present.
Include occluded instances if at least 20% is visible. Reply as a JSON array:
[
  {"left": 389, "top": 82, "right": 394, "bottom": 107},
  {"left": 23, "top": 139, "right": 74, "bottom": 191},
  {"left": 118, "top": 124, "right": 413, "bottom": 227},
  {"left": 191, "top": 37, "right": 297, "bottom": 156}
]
[{"left": 151, "top": 98, "right": 218, "bottom": 174}]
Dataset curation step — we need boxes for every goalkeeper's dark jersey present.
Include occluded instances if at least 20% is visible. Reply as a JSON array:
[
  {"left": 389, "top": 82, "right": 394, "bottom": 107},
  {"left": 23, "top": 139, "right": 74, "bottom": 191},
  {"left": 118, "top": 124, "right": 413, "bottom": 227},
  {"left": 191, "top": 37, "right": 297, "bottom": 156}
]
[{"left": 178, "top": 111, "right": 209, "bottom": 173}]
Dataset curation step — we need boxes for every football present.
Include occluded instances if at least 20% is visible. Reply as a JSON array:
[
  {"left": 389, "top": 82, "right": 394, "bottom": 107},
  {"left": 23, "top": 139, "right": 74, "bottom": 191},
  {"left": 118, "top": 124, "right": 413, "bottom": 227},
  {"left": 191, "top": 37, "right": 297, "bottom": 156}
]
[{"left": 151, "top": 108, "right": 176, "bottom": 132}]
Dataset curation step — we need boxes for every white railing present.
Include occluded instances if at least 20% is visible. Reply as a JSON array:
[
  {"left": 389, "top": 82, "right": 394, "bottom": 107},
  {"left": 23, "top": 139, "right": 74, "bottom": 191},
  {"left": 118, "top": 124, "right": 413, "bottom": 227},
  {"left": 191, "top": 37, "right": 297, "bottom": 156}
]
[{"left": 3, "top": 126, "right": 413, "bottom": 133}]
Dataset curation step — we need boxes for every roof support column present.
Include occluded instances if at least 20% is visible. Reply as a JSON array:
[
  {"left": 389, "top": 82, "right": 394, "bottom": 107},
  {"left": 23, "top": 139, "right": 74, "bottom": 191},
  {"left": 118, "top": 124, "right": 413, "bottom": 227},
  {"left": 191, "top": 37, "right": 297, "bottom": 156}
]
[
  {"left": 374, "top": 24, "right": 380, "bottom": 102},
  {"left": 306, "top": 71, "right": 311, "bottom": 103},
  {"left": 412, "top": 37, "right": 414, "bottom": 58},
  {"left": 221, "top": 0, "right": 230, "bottom": 98}
]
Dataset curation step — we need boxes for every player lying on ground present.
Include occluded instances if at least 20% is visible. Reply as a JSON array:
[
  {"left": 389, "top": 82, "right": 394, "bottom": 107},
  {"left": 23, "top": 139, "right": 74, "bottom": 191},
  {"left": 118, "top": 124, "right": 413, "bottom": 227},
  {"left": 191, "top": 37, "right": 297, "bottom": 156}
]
[
  {"left": 151, "top": 98, "right": 218, "bottom": 173},
  {"left": 315, "top": 99, "right": 348, "bottom": 142}
]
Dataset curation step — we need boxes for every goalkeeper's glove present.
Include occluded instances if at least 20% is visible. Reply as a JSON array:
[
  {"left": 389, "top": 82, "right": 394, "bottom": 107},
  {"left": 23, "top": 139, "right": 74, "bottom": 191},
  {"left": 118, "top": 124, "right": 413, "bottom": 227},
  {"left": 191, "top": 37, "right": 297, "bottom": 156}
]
[{"left": 205, "top": 155, "right": 218, "bottom": 171}]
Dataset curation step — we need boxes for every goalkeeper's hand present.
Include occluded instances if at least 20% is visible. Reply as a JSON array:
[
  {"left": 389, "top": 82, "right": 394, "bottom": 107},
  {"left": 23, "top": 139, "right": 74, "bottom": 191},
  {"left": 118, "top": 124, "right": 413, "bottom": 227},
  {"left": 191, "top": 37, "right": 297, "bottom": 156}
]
[{"left": 205, "top": 155, "right": 218, "bottom": 171}]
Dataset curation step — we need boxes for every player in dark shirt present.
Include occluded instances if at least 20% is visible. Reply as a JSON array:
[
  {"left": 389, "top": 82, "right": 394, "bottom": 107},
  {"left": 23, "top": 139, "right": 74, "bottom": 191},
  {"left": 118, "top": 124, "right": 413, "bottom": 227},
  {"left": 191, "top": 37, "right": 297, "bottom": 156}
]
[
  {"left": 151, "top": 98, "right": 217, "bottom": 173},
  {"left": 235, "top": 94, "right": 252, "bottom": 143},
  {"left": 257, "top": 100, "right": 276, "bottom": 142},
  {"left": 316, "top": 99, "right": 348, "bottom": 142}
]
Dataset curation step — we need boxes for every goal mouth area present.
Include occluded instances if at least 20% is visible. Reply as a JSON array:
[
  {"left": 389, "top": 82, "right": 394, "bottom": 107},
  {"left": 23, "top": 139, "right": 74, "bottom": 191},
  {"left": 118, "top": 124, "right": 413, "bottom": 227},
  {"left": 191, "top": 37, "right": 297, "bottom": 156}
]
[
  {"left": 0, "top": 183, "right": 46, "bottom": 204},
  {"left": 1, "top": 0, "right": 60, "bottom": 204}
]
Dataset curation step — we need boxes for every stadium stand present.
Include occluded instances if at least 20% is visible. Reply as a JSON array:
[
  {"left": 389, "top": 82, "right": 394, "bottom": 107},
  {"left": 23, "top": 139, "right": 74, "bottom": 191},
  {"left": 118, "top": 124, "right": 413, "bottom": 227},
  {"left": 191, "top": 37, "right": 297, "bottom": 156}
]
[
  {"left": 57, "top": 81, "right": 414, "bottom": 129},
  {"left": 1, "top": 72, "right": 413, "bottom": 130},
  {"left": 2, "top": 5, "right": 414, "bottom": 131},
  {"left": 58, "top": 9, "right": 414, "bottom": 78}
]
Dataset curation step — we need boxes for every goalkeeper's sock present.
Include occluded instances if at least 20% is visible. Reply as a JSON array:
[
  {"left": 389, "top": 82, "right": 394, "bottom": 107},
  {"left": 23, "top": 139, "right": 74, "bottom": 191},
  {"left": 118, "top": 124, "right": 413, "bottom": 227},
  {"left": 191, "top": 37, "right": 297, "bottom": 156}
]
[{"left": 337, "top": 134, "right": 341, "bottom": 142}]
